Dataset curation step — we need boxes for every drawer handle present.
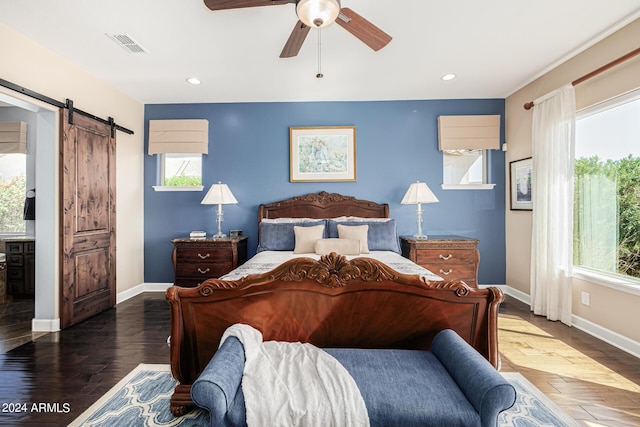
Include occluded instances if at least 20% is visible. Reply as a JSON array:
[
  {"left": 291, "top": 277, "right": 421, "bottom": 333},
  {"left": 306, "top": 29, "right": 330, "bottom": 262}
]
[
  {"left": 439, "top": 254, "right": 452, "bottom": 260},
  {"left": 197, "top": 268, "right": 210, "bottom": 274},
  {"left": 439, "top": 269, "right": 453, "bottom": 275},
  {"left": 197, "top": 253, "right": 210, "bottom": 259}
]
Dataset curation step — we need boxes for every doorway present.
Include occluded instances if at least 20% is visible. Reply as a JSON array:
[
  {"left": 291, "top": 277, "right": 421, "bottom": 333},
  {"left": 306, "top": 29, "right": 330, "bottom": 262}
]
[{"left": 0, "top": 90, "right": 58, "bottom": 332}]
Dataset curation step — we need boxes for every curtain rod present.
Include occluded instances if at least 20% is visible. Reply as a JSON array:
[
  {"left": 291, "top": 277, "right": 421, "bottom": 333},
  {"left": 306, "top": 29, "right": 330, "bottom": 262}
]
[
  {"left": 523, "top": 46, "right": 640, "bottom": 110},
  {"left": 0, "top": 78, "right": 134, "bottom": 135}
]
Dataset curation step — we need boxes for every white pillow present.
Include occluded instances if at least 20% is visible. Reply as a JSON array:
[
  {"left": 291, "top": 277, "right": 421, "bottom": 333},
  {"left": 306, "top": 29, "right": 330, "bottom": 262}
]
[
  {"left": 337, "top": 224, "right": 369, "bottom": 253},
  {"left": 293, "top": 224, "right": 325, "bottom": 253},
  {"left": 314, "top": 238, "right": 360, "bottom": 255}
]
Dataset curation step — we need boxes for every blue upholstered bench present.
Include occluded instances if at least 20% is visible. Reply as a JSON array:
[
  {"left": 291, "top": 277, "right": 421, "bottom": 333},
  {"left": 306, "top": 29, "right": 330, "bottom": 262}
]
[{"left": 191, "top": 329, "right": 516, "bottom": 427}]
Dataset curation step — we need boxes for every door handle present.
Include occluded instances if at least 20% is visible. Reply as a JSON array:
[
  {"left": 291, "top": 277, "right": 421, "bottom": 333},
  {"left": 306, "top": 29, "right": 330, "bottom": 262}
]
[
  {"left": 439, "top": 254, "right": 452, "bottom": 260},
  {"left": 197, "top": 253, "right": 210, "bottom": 259},
  {"left": 439, "top": 269, "right": 453, "bottom": 275},
  {"left": 197, "top": 268, "right": 210, "bottom": 274}
]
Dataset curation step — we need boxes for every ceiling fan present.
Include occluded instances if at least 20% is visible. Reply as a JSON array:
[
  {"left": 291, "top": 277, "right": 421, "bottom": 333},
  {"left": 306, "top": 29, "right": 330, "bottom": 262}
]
[{"left": 203, "top": 0, "right": 392, "bottom": 58}]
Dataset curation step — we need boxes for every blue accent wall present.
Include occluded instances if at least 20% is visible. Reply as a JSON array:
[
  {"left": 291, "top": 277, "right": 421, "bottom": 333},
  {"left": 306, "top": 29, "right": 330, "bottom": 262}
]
[{"left": 144, "top": 99, "right": 506, "bottom": 284}]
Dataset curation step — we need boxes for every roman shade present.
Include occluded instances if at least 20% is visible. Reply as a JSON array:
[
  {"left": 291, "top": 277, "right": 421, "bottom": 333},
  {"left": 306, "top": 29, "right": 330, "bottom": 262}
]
[
  {"left": 0, "top": 121, "right": 27, "bottom": 154},
  {"left": 437, "top": 115, "right": 500, "bottom": 151},
  {"left": 148, "top": 119, "right": 209, "bottom": 154}
]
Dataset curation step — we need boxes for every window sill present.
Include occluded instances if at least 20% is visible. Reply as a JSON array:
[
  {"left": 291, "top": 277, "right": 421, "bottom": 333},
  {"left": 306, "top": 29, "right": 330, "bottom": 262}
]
[
  {"left": 441, "top": 184, "right": 496, "bottom": 190},
  {"left": 152, "top": 186, "right": 204, "bottom": 192},
  {"left": 572, "top": 267, "right": 640, "bottom": 297}
]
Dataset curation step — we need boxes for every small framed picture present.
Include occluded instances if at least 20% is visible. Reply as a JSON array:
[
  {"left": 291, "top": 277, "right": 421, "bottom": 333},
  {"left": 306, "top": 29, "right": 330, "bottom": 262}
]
[
  {"left": 510, "top": 157, "right": 533, "bottom": 210},
  {"left": 289, "top": 126, "right": 356, "bottom": 182}
]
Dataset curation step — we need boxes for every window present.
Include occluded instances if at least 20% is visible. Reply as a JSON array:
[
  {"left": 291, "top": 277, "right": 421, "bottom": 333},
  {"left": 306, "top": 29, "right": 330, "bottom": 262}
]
[
  {"left": 0, "top": 153, "right": 26, "bottom": 234},
  {"left": 574, "top": 90, "right": 640, "bottom": 282},
  {"left": 438, "top": 115, "right": 499, "bottom": 190},
  {"left": 161, "top": 153, "right": 202, "bottom": 187},
  {"left": 148, "top": 119, "right": 208, "bottom": 191},
  {"left": 443, "top": 149, "right": 486, "bottom": 185}
]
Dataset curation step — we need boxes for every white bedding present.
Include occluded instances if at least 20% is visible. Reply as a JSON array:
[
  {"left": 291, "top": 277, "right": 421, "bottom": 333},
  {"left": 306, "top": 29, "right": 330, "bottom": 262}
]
[
  {"left": 221, "top": 324, "right": 370, "bottom": 427},
  {"left": 221, "top": 250, "right": 442, "bottom": 281}
]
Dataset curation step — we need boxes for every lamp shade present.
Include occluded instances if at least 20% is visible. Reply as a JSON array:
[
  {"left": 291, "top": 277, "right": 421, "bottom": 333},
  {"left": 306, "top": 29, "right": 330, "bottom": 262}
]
[
  {"left": 201, "top": 182, "right": 238, "bottom": 205},
  {"left": 296, "top": 0, "right": 341, "bottom": 28},
  {"left": 401, "top": 181, "right": 439, "bottom": 205}
]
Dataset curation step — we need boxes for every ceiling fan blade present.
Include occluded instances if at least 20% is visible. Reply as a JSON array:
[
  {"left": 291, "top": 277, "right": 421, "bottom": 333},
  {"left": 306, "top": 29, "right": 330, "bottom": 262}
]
[
  {"left": 335, "top": 7, "right": 392, "bottom": 51},
  {"left": 280, "top": 21, "right": 311, "bottom": 58},
  {"left": 204, "top": 0, "right": 291, "bottom": 11}
]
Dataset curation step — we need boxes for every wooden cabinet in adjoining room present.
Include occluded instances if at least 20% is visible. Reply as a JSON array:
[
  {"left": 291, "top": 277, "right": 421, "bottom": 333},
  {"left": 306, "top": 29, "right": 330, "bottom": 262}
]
[{"left": 4, "top": 238, "right": 35, "bottom": 297}]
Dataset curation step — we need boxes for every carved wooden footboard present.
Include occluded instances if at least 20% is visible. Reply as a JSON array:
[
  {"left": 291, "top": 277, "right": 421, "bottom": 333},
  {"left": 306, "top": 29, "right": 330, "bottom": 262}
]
[{"left": 166, "top": 253, "right": 503, "bottom": 416}]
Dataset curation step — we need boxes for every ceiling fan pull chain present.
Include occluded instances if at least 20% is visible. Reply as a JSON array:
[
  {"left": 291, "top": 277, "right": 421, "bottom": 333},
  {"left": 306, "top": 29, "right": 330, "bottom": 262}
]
[{"left": 316, "top": 28, "right": 324, "bottom": 78}]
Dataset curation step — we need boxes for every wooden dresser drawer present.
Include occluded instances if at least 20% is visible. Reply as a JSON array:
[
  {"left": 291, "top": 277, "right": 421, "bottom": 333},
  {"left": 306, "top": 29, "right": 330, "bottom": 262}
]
[
  {"left": 175, "top": 262, "right": 233, "bottom": 279},
  {"left": 175, "top": 248, "right": 234, "bottom": 264},
  {"left": 415, "top": 249, "right": 476, "bottom": 266},
  {"left": 418, "top": 262, "right": 476, "bottom": 280}
]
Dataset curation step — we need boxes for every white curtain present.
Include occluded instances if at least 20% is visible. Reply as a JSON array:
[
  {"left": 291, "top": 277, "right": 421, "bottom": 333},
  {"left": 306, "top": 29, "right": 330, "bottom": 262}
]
[{"left": 530, "top": 84, "right": 576, "bottom": 325}]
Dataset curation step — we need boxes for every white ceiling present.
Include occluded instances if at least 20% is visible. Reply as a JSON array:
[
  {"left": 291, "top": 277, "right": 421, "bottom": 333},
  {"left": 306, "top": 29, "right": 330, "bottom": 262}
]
[{"left": 1, "top": 0, "right": 640, "bottom": 104}]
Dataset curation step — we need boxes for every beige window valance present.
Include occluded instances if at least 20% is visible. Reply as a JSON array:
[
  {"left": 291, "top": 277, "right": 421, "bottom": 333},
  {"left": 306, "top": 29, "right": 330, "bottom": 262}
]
[
  {"left": 148, "top": 119, "right": 209, "bottom": 154},
  {"left": 437, "top": 115, "right": 500, "bottom": 151},
  {"left": 0, "top": 121, "right": 27, "bottom": 154}
]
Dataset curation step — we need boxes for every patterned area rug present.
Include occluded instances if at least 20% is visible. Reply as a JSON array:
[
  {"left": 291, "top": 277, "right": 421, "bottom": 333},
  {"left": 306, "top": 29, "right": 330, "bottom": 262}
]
[{"left": 69, "top": 364, "right": 579, "bottom": 427}]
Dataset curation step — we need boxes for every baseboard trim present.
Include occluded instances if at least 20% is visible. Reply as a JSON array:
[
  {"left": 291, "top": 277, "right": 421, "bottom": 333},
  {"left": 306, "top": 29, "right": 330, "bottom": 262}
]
[
  {"left": 29, "top": 284, "right": 172, "bottom": 332},
  {"left": 504, "top": 285, "right": 531, "bottom": 305},
  {"left": 32, "top": 317, "right": 60, "bottom": 332},
  {"left": 503, "top": 285, "right": 639, "bottom": 360},
  {"left": 116, "top": 282, "right": 172, "bottom": 304},
  {"left": 572, "top": 315, "right": 640, "bottom": 359}
]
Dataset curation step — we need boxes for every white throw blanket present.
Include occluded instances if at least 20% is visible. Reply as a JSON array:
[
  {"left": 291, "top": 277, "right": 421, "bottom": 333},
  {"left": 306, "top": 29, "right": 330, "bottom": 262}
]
[{"left": 220, "top": 324, "right": 370, "bottom": 427}]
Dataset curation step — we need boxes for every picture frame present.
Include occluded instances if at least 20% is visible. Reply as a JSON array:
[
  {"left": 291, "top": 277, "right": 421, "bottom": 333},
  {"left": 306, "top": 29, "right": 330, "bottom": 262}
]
[
  {"left": 290, "top": 126, "right": 356, "bottom": 182},
  {"left": 509, "top": 157, "right": 533, "bottom": 210}
]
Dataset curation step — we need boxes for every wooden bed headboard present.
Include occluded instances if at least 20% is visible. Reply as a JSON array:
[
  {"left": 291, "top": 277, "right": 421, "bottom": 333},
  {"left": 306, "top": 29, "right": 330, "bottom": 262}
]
[{"left": 258, "top": 191, "right": 389, "bottom": 222}]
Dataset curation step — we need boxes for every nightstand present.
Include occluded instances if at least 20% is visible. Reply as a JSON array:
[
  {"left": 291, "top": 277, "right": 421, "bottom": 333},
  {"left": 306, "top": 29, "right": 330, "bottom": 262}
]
[
  {"left": 400, "top": 235, "right": 479, "bottom": 288},
  {"left": 171, "top": 236, "right": 248, "bottom": 287}
]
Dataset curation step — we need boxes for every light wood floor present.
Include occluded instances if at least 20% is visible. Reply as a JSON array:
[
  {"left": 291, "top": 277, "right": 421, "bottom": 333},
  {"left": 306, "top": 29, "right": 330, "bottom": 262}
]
[
  {"left": 0, "top": 293, "right": 638, "bottom": 426},
  {"left": 498, "top": 297, "right": 640, "bottom": 427}
]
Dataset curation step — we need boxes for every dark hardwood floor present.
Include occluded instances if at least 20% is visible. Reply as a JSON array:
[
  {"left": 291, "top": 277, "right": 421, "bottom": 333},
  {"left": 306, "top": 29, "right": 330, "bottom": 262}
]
[{"left": 0, "top": 293, "right": 638, "bottom": 426}]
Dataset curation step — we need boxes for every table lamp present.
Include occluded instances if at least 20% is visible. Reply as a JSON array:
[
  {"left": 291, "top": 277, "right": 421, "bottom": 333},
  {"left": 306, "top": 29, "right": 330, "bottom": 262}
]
[
  {"left": 401, "top": 181, "right": 439, "bottom": 239},
  {"left": 201, "top": 182, "right": 238, "bottom": 239}
]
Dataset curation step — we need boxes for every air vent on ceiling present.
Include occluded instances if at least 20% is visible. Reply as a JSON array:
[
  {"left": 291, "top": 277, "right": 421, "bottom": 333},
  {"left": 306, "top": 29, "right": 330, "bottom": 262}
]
[{"left": 106, "top": 33, "right": 148, "bottom": 54}]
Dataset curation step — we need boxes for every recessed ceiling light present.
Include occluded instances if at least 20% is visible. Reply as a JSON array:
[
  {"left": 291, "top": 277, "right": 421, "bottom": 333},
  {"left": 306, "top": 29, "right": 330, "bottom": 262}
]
[
  {"left": 186, "top": 77, "right": 202, "bottom": 85},
  {"left": 441, "top": 73, "right": 457, "bottom": 81}
]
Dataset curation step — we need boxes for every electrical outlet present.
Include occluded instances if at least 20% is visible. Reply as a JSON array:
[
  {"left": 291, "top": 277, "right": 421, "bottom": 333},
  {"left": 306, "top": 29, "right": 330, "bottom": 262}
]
[{"left": 581, "top": 291, "right": 590, "bottom": 306}]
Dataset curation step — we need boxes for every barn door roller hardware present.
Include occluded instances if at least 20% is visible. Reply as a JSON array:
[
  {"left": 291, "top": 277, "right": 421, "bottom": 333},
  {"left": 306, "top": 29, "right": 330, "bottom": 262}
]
[{"left": 0, "top": 78, "right": 134, "bottom": 135}]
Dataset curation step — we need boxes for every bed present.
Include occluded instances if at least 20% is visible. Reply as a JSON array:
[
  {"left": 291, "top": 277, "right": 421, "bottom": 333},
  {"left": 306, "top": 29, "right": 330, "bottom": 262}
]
[{"left": 166, "top": 192, "right": 505, "bottom": 418}]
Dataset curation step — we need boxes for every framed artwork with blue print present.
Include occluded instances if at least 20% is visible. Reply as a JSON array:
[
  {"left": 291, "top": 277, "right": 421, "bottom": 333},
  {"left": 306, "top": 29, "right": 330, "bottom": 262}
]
[{"left": 290, "top": 126, "right": 356, "bottom": 182}]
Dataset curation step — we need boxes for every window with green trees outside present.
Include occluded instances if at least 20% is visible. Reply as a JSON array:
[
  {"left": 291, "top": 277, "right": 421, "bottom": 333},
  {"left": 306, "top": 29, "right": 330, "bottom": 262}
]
[
  {"left": 574, "top": 91, "right": 640, "bottom": 282},
  {"left": 0, "top": 153, "right": 26, "bottom": 234}
]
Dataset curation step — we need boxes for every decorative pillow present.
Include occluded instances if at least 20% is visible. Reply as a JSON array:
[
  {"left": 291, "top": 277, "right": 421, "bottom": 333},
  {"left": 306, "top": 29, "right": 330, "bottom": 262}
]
[
  {"left": 329, "top": 219, "right": 400, "bottom": 253},
  {"left": 293, "top": 225, "right": 326, "bottom": 253},
  {"left": 314, "top": 238, "right": 361, "bottom": 255},
  {"left": 257, "top": 220, "right": 326, "bottom": 252},
  {"left": 337, "top": 224, "right": 369, "bottom": 253}
]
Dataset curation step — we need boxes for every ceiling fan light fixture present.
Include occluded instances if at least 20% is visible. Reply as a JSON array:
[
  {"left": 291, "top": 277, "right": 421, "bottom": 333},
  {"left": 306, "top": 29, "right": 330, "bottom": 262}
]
[{"left": 296, "top": 0, "right": 341, "bottom": 28}]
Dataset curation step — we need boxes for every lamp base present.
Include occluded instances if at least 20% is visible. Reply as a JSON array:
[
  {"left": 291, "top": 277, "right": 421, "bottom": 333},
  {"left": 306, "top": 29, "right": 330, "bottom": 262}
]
[
  {"left": 413, "top": 233, "right": 429, "bottom": 240},
  {"left": 212, "top": 232, "right": 227, "bottom": 239}
]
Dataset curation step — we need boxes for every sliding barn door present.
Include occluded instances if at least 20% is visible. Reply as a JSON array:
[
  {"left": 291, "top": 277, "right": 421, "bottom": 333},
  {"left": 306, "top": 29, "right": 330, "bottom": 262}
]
[{"left": 60, "top": 109, "right": 116, "bottom": 329}]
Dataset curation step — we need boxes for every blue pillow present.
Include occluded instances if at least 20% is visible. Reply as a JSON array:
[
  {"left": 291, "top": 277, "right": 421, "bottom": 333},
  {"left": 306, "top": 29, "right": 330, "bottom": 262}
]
[
  {"left": 328, "top": 219, "right": 400, "bottom": 253},
  {"left": 257, "top": 220, "right": 327, "bottom": 252}
]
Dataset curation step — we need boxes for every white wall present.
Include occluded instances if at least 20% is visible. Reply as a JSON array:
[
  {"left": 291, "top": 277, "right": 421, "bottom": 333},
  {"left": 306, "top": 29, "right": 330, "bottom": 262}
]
[
  {"left": 0, "top": 23, "right": 144, "bottom": 327},
  {"left": 505, "top": 18, "right": 640, "bottom": 346}
]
